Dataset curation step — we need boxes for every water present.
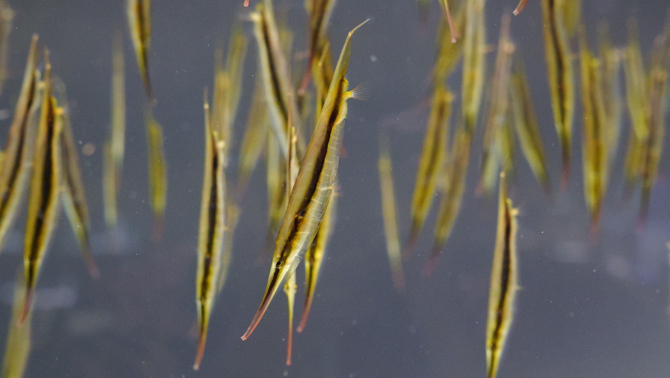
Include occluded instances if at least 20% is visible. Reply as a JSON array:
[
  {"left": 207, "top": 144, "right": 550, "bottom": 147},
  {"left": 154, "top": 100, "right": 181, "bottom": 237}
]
[{"left": 0, "top": 0, "right": 669, "bottom": 377}]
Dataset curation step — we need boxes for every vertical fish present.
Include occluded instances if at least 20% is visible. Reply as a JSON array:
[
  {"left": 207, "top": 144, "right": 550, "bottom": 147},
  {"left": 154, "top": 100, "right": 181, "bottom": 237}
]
[
  {"left": 542, "top": 0, "right": 575, "bottom": 187},
  {"left": 478, "top": 13, "right": 515, "bottom": 197},
  {"left": 127, "top": 0, "right": 153, "bottom": 100},
  {"left": 241, "top": 19, "right": 368, "bottom": 341},
  {"left": 2, "top": 272, "right": 33, "bottom": 378},
  {"left": 193, "top": 94, "right": 227, "bottom": 371},
  {"left": 53, "top": 78, "right": 99, "bottom": 278},
  {"left": 378, "top": 134, "right": 405, "bottom": 292},
  {"left": 22, "top": 58, "right": 63, "bottom": 323},
  {"left": 425, "top": 125, "right": 471, "bottom": 276},
  {"left": 509, "top": 56, "right": 551, "bottom": 195},
  {"left": 578, "top": 26, "right": 609, "bottom": 231},
  {"left": 406, "top": 85, "right": 452, "bottom": 257},
  {"left": 0, "top": 0, "right": 13, "bottom": 97},
  {"left": 485, "top": 172, "right": 519, "bottom": 378},
  {"left": 461, "top": 0, "right": 486, "bottom": 133},
  {"left": 145, "top": 110, "right": 167, "bottom": 241},
  {"left": 0, "top": 35, "right": 40, "bottom": 254},
  {"left": 104, "top": 33, "right": 126, "bottom": 228}
]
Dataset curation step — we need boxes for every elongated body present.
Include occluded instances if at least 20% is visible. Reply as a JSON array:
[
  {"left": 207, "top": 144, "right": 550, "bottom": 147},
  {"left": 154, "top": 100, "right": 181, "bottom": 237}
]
[
  {"left": 510, "top": 57, "right": 551, "bottom": 195},
  {"left": 406, "top": 85, "right": 452, "bottom": 257},
  {"left": 241, "top": 20, "right": 368, "bottom": 341},
  {"left": 425, "top": 126, "right": 471, "bottom": 276},
  {"left": 193, "top": 97, "right": 227, "bottom": 371},
  {"left": 22, "top": 62, "right": 63, "bottom": 323},
  {"left": 104, "top": 33, "right": 126, "bottom": 228},
  {"left": 378, "top": 135, "right": 404, "bottom": 291},
  {"left": 145, "top": 110, "right": 167, "bottom": 241},
  {"left": 298, "top": 0, "right": 337, "bottom": 96},
  {"left": 55, "top": 80, "right": 98, "bottom": 278},
  {"left": 542, "top": 0, "right": 575, "bottom": 187},
  {"left": 461, "top": 0, "right": 486, "bottom": 133},
  {"left": 486, "top": 173, "right": 519, "bottom": 378},
  {"left": 0, "top": 0, "right": 13, "bottom": 96},
  {"left": 127, "top": 0, "right": 152, "bottom": 100},
  {"left": 237, "top": 74, "right": 269, "bottom": 198},
  {"left": 0, "top": 35, "right": 39, "bottom": 254},
  {"left": 2, "top": 272, "right": 32, "bottom": 378},
  {"left": 250, "top": 0, "right": 304, "bottom": 159}
]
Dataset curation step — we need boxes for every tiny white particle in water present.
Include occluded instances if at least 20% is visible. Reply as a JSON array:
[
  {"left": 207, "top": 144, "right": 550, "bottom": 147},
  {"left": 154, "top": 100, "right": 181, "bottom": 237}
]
[{"left": 370, "top": 55, "right": 377, "bottom": 62}]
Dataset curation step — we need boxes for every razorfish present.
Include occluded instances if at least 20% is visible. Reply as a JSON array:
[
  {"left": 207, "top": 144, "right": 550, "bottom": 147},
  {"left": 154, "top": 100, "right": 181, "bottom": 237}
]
[{"left": 127, "top": 0, "right": 153, "bottom": 100}]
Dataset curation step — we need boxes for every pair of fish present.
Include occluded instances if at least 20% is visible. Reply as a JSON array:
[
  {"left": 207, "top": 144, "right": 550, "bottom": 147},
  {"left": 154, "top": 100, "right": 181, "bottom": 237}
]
[
  {"left": 241, "top": 17, "right": 368, "bottom": 352},
  {"left": 485, "top": 172, "right": 519, "bottom": 378}
]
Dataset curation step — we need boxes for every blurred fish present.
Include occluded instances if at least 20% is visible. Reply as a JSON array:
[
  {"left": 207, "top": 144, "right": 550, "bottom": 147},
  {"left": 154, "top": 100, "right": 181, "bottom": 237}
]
[
  {"left": 378, "top": 134, "right": 405, "bottom": 292},
  {"left": 193, "top": 94, "right": 227, "bottom": 371},
  {"left": 236, "top": 74, "right": 269, "bottom": 198},
  {"left": 597, "top": 23, "right": 623, "bottom": 164},
  {"left": 145, "top": 109, "right": 167, "bottom": 241},
  {"left": 513, "top": 0, "right": 529, "bottom": 15},
  {"left": 542, "top": 0, "right": 575, "bottom": 187},
  {"left": 0, "top": 35, "right": 40, "bottom": 255},
  {"left": 485, "top": 173, "right": 519, "bottom": 378},
  {"left": 425, "top": 125, "right": 471, "bottom": 276},
  {"left": 242, "top": 19, "right": 368, "bottom": 341},
  {"left": 432, "top": 6, "right": 465, "bottom": 86},
  {"left": 0, "top": 0, "right": 13, "bottom": 97},
  {"left": 406, "top": 85, "right": 452, "bottom": 257},
  {"left": 461, "top": 0, "right": 486, "bottom": 134},
  {"left": 104, "top": 33, "right": 126, "bottom": 228},
  {"left": 438, "top": 0, "right": 458, "bottom": 43},
  {"left": 127, "top": 0, "right": 153, "bottom": 100},
  {"left": 298, "top": 0, "right": 337, "bottom": 98},
  {"left": 53, "top": 78, "right": 99, "bottom": 278},
  {"left": 22, "top": 58, "right": 63, "bottom": 323},
  {"left": 2, "top": 273, "right": 32, "bottom": 378}
]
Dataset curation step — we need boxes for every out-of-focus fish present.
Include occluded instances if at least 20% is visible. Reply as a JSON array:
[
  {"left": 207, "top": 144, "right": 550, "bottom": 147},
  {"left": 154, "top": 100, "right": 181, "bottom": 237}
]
[
  {"left": 298, "top": 0, "right": 337, "bottom": 98},
  {"left": 2, "top": 272, "right": 32, "bottom": 378},
  {"left": 104, "top": 33, "right": 126, "bottom": 228},
  {"left": 513, "top": 0, "right": 529, "bottom": 15},
  {"left": 127, "top": 0, "right": 153, "bottom": 100},
  {"left": 542, "top": 0, "right": 575, "bottom": 187},
  {"left": 236, "top": 74, "right": 269, "bottom": 198},
  {"left": 22, "top": 58, "right": 63, "bottom": 323},
  {"left": 509, "top": 56, "right": 551, "bottom": 195},
  {"left": 0, "top": 35, "right": 40, "bottom": 255},
  {"left": 478, "top": 13, "right": 515, "bottom": 197},
  {"left": 485, "top": 172, "right": 519, "bottom": 378},
  {"left": 193, "top": 94, "right": 227, "bottom": 371},
  {"left": 241, "top": 19, "right": 368, "bottom": 341},
  {"left": 53, "top": 78, "right": 99, "bottom": 278},
  {"left": 578, "top": 25, "right": 609, "bottom": 231},
  {"left": 438, "top": 0, "right": 458, "bottom": 43},
  {"left": 433, "top": 5, "right": 465, "bottom": 86},
  {"left": 145, "top": 110, "right": 167, "bottom": 241},
  {"left": 461, "top": 0, "right": 486, "bottom": 133},
  {"left": 378, "top": 134, "right": 404, "bottom": 292},
  {"left": 249, "top": 0, "right": 304, "bottom": 159},
  {"left": 425, "top": 125, "right": 471, "bottom": 276},
  {"left": 406, "top": 85, "right": 452, "bottom": 257},
  {"left": 0, "top": 0, "right": 13, "bottom": 97},
  {"left": 597, "top": 23, "right": 623, "bottom": 163}
]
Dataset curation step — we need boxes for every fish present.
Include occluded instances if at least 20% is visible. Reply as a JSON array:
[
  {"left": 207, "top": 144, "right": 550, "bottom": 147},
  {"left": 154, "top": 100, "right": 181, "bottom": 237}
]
[
  {"left": 578, "top": 25, "right": 609, "bottom": 232},
  {"left": 597, "top": 23, "right": 623, "bottom": 163},
  {"left": 52, "top": 78, "right": 99, "bottom": 278},
  {"left": 461, "top": 0, "right": 486, "bottom": 134},
  {"left": 542, "top": 0, "right": 575, "bottom": 187},
  {"left": 478, "top": 13, "right": 515, "bottom": 197},
  {"left": 241, "top": 19, "right": 368, "bottom": 341},
  {"left": 378, "top": 134, "right": 405, "bottom": 292},
  {"left": 509, "top": 56, "right": 551, "bottom": 195},
  {"left": 127, "top": 0, "right": 153, "bottom": 100},
  {"left": 145, "top": 109, "right": 167, "bottom": 241},
  {"left": 0, "top": 0, "right": 13, "bottom": 97},
  {"left": 193, "top": 93, "right": 227, "bottom": 371},
  {"left": 298, "top": 0, "right": 337, "bottom": 97},
  {"left": 485, "top": 172, "right": 519, "bottom": 378},
  {"left": 2, "top": 272, "right": 32, "bottom": 378},
  {"left": 104, "top": 33, "right": 126, "bottom": 228},
  {"left": 22, "top": 57, "right": 63, "bottom": 323},
  {"left": 425, "top": 125, "right": 471, "bottom": 276},
  {"left": 249, "top": 0, "right": 305, "bottom": 160},
  {"left": 513, "top": 0, "right": 529, "bottom": 16},
  {"left": 406, "top": 85, "right": 452, "bottom": 257},
  {"left": 0, "top": 35, "right": 40, "bottom": 255}
]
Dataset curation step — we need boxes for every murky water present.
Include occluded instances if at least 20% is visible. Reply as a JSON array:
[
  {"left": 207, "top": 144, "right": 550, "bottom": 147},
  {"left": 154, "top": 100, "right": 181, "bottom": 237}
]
[{"left": 0, "top": 0, "right": 668, "bottom": 377}]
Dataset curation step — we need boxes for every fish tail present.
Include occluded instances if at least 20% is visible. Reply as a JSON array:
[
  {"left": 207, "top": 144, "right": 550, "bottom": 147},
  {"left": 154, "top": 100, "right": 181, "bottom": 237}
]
[
  {"left": 18, "top": 286, "right": 33, "bottom": 326},
  {"left": 403, "top": 225, "right": 420, "bottom": 261},
  {"left": 560, "top": 143, "right": 571, "bottom": 190},
  {"left": 152, "top": 216, "right": 164, "bottom": 244},
  {"left": 297, "top": 293, "right": 314, "bottom": 333},
  {"left": 285, "top": 319, "right": 293, "bottom": 366},
  {"left": 392, "top": 268, "right": 406, "bottom": 293},
  {"left": 422, "top": 244, "right": 444, "bottom": 277},
  {"left": 84, "top": 252, "right": 100, "bottom": 279},
  {"left": 193, "top": 329, "right": 207, "bottom": 371}
]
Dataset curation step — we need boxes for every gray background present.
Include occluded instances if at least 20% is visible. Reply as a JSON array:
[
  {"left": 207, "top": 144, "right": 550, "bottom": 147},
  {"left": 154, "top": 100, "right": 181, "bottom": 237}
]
[{"left": 0, "top": 0, "right": 668, "bottom": 377}]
